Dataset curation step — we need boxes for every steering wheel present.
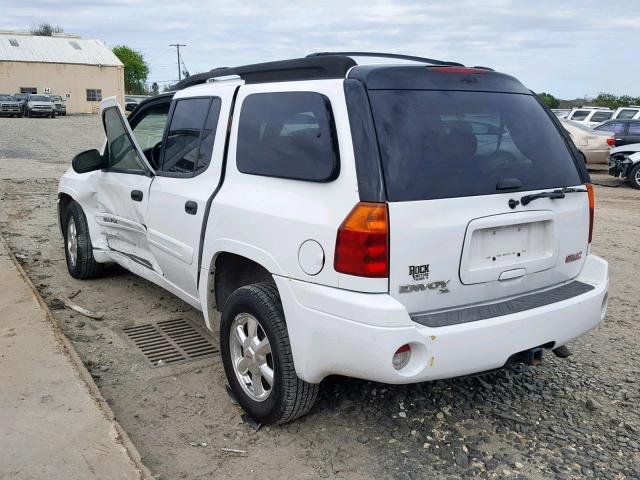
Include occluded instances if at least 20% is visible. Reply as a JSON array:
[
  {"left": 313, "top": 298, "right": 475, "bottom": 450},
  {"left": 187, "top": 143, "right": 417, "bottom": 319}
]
[{"left": 150, "top": 141, "right": 163, "bottom": 169}]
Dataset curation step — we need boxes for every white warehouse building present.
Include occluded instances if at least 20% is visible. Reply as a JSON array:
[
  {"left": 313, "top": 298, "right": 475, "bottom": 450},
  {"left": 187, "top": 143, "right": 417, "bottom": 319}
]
[{"left": 0, "top": 31, "right": 124, "bottom": 114}]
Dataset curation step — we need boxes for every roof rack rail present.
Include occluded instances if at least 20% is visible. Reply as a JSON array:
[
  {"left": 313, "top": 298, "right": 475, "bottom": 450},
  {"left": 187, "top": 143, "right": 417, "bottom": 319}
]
[
  {"left": 307, "top": 51, "right": 464, "bottom": 67},
  {"left": 171, "top": 56, "right": 357, "bottom": 90}
]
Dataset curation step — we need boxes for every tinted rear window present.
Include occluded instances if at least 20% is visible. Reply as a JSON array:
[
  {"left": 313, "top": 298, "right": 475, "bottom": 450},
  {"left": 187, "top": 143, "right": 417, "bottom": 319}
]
[{"left": 368, "top": 90, "right": 581, "bottom": 202}]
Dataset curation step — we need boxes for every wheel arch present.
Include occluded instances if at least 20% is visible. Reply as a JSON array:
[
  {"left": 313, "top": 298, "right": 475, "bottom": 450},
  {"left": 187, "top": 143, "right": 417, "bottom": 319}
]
[{"left": 199, "top": 250, "right": 277, "bottom": 333}]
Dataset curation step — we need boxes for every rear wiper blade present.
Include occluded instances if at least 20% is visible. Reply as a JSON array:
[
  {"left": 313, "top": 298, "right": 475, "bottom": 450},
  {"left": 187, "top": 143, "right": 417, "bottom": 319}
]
[
  {"left": 520, "top": 187, "right": 587, "bottom": 206},
  {"left": 520, "top": 190, "right": 565, "bottom": 206}
]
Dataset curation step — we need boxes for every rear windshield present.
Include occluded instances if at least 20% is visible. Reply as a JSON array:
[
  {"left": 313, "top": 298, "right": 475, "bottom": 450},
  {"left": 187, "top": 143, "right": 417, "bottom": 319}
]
[{"left": 368, "top": 90, "right": 581, "bottom": 202}]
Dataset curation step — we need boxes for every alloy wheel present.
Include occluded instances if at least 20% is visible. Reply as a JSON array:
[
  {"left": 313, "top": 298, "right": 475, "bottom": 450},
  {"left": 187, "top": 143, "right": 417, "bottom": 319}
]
[
  {"left": 66, "top": 217, "right": 78, "bottom": 268},
  {"left": 229, "top": 313, "right": 274, "bottom": 402}
]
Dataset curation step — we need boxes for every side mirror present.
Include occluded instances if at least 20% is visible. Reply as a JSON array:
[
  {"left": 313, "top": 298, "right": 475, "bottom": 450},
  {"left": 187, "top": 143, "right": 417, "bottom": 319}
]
[{"left": 72, "top": 149, "right": 105, "bottom": 173}]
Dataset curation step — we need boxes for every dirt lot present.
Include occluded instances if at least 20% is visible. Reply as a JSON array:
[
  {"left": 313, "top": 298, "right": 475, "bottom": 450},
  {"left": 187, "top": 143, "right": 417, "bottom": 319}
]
[{"left": 1, "top": 115, "right": 639, "bottom": 480}]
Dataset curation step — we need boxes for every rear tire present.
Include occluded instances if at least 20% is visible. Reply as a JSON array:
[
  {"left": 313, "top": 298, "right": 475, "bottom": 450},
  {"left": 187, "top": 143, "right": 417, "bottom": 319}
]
[
  {"left": 628, "top": 163, "right": 640, "bottom": 190},
  {"left": 220, "top": 282, "right": 319, "bottom": 425},
  {"left": 63, "top": 201, "right": 103, "bottom": 279}
]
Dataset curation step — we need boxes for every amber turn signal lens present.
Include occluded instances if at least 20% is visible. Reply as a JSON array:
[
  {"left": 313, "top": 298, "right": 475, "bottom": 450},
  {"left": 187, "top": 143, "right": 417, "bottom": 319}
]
[{"left": 334, "top": 202, "right": 389, "bottom": 278}]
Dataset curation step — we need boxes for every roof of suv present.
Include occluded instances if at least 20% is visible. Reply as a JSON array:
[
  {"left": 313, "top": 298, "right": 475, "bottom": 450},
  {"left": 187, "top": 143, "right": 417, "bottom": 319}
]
[{"left": 171, "top": 52, "right": 528, "bottom": 94}]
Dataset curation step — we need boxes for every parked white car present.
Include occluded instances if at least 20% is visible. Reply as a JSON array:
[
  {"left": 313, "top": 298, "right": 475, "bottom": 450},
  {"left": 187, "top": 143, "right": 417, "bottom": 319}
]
[
  {"left": 57, "top": 53, "right": 609, "bottom": 424},
  {"left": 566, "top": 107, "right": 614, "bottom": 127},
  {"left": 611, "top": 106, "right": 640, "bottom": 121},
  {"left": 608, "top": 142, "right": 640, "bottom": 189}
]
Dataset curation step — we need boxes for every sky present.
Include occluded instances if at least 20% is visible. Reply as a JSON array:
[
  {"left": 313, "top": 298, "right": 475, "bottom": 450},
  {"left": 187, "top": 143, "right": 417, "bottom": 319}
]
[{"left": 1, "top": 0, "right": 639, "bottom": 99}]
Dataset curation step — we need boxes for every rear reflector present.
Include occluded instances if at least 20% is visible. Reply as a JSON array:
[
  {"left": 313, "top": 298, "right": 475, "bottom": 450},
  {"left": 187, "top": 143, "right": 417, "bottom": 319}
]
[
  {"left": 606, "top": 137, "right": 615, "bottom": 146},
  {"left": 392, "top": 344, "right": 411, "bottom": 370},
  {"left": 334, "top": 202, "right": 389, "bottom": 277},
  {"left": 586, "top": 183, "right": 594, "bottom": 244}
]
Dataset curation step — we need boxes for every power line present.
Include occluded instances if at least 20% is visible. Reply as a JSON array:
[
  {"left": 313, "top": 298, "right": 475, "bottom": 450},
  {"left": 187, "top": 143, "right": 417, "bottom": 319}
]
[{"left": 169, "top": 43, "right": 186, "bottom": 81}]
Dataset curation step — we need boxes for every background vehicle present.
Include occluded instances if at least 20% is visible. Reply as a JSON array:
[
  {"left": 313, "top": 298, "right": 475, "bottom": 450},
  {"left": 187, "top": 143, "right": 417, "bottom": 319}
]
[
  {"left": 551, "top": 108, "right": 571, "bottom": 119},
  {"left": 609, "top": 142, "right": 640, "bottom": 189},
  {"left": 24, "top": 95, "right": 55, "bottom": 118},
  {"left": 0, "top": 94, "right": 21, "bottom": 117},
  {"left": 13, "top": 93, "right": 29, "bottom": 114},
  {"left": 561, "top": 119, "right": 613, "bottom": 164},
  {"left": 610, "top": 106, "right": 640, "bottom": 120},
  {"left": 593, "top": 119, "right": 640, "bottom": 147},
  {"left": 50, "top": 95, "right": 67, "bottom": 116},
  {"left": 58, "top": 53, "right": 608, "bottom": 425},
  {"left": 567, "top": 107, "right": 613, "bottom": 127}
]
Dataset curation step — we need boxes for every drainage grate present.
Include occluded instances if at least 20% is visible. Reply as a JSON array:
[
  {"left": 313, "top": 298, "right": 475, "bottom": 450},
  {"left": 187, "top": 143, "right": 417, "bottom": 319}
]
[{"left": 123, "top": 318, "right": 218, "bottom": 367}]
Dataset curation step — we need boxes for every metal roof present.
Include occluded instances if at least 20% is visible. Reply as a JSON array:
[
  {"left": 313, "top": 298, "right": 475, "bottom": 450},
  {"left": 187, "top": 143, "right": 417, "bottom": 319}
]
[{"left": 0, "top": 33, "right": 123, "bottom": 67}]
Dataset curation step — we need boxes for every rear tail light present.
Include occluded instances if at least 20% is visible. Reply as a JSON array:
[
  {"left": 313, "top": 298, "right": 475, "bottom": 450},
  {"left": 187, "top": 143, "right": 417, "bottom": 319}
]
[
  {"left": 586, "top": 183, "right": 594, "bottom": 244},
  {"left": 334, "top": 202, "right": 388, "bottom": 277},
  {"left": 606, "top": 137, "right": 615, "bottom": 146},
  {"left": 392, "top": 344, "right": 411, "bottom": 370}
]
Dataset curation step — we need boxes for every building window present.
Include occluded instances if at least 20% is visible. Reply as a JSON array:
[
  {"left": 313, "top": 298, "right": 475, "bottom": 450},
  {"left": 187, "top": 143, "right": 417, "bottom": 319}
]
[
  {"left": 20, "top": 87, "right": 37, "bottom": 94},
  {"left": 86, "top": 89, "right": 102, "bottom": 101}
]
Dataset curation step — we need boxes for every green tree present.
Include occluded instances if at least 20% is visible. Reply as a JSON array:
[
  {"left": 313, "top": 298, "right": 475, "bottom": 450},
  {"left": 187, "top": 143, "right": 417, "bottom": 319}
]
[
  {"left": 112, "top": 45, "right": 150, "bottom": 95},
  {"left": 30, "top": 23, "right": 64, "bottom": 36},
  {"left": 537, "top": 92, "right": 560, "bottom": 109},
  {"left": 593, "top": 93, "right": 640, "bottom": 109},
  {"left": 150, "top": 82, "right": 160, "bottom": 96}
]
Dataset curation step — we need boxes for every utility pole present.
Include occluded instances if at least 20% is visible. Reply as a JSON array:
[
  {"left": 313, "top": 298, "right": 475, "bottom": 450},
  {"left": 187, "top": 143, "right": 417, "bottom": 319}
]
[{"left": 169, "top": 43, "right": 187, "bottom": 82}]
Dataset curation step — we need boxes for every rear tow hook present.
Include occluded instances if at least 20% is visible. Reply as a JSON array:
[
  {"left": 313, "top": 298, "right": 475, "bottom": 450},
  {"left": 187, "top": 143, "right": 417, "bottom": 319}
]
[{"left": 507, "top": 347, "right": 544, "bottom": 367}]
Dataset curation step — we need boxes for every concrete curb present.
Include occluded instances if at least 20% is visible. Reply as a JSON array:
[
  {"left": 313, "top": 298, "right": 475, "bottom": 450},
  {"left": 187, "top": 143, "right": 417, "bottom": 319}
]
[{"left": 0, "top": 234, "right": 154, "bottom": 480}]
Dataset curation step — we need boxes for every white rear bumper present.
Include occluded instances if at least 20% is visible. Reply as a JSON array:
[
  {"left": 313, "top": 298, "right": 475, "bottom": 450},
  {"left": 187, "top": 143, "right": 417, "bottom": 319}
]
[{"left": 275, "top": 254, "right": 609, "bottom": 384}]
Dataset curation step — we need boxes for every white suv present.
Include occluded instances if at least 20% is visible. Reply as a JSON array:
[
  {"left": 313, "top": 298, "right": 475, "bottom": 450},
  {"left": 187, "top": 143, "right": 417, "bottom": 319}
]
[
  {"left": 57, "top": 52, "right": 609, "bottom": 424},
  {"left": 566, "top": 107, "right": 613, "bottom": 127}
]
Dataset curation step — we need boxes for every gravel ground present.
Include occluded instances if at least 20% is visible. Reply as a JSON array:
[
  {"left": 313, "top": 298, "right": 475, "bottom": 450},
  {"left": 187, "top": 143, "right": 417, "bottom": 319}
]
[{"left": 0, "top": 115, "right": 639, "bottom": 480}]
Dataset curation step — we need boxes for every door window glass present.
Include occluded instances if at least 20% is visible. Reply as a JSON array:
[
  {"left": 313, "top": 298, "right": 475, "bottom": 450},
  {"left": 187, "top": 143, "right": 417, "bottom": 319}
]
[
  {"left": 627, "top": 123, "right": 640, "bottom": 135},
  {"left": 617, "top": 109, "right": 639, "bottom": 120},
  {"left": 594, "top": 122, "right": 625, "bottom": 134},
  {"left": 195, "top": 98, "right": 222, "bottom": 173},
  {"left": 570, "top": 110, "right": 590, "bottom": 121},
  {"left": 591, "top": 111, "right": 612, "bottom": 123},
  {"left": 104, "top": 107, "right": 148, "bottom": 172},
  {"left": 162, "top": 98, "right": 211, "bottom": 174},
  {"left": 132, "top": 103, "right": 170, "bottom": 150}
]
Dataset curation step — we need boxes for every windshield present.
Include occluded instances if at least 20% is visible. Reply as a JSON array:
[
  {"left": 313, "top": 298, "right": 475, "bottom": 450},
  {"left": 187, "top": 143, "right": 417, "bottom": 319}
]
[
  {"left": 0, "top": 95, "right": 14, "bottom": 101},
  {"left": 29, "top": 96, "right": 51, "bottom": 102},
  {"left": 368, "top": 90, "right": 581, "bottom": 201}
]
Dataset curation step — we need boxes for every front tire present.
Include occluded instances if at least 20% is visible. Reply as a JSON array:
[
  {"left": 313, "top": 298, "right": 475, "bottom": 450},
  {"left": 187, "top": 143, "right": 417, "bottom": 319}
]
[
  {"left": 220, "top": 283, "right": 319, "bottom": 424},
  {"left": 63, "top": 201, "right": 103, "bottom": 279},
  {"left": 629, "top": 163, "right": 640, "bottom": 190}
]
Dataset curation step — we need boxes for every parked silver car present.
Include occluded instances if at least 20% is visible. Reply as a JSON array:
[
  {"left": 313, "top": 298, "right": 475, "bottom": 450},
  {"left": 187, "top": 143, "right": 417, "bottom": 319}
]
[
  {"left": 24, "top": 95, "right": 55, "bottom": 118},
  {"left": 0, "top": 94, "right": 21, "bottom": 118}
]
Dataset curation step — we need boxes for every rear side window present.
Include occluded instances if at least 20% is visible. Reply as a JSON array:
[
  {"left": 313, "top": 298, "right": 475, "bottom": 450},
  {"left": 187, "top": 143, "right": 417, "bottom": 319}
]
[
  {"left": 237, "top": 92, "right": 339, "bottom": 182},
  {"left": 368, "top": 90, "right": 582, "bottom": 202},
  {"left": 591, "top": 111, "right": 612, "bottom": 123},
  {"left": 570, "top": 110, "right": 590, "bottom": 121},
  {"left": 162, "top": 98, "right": 213, "bottom": 175}
]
